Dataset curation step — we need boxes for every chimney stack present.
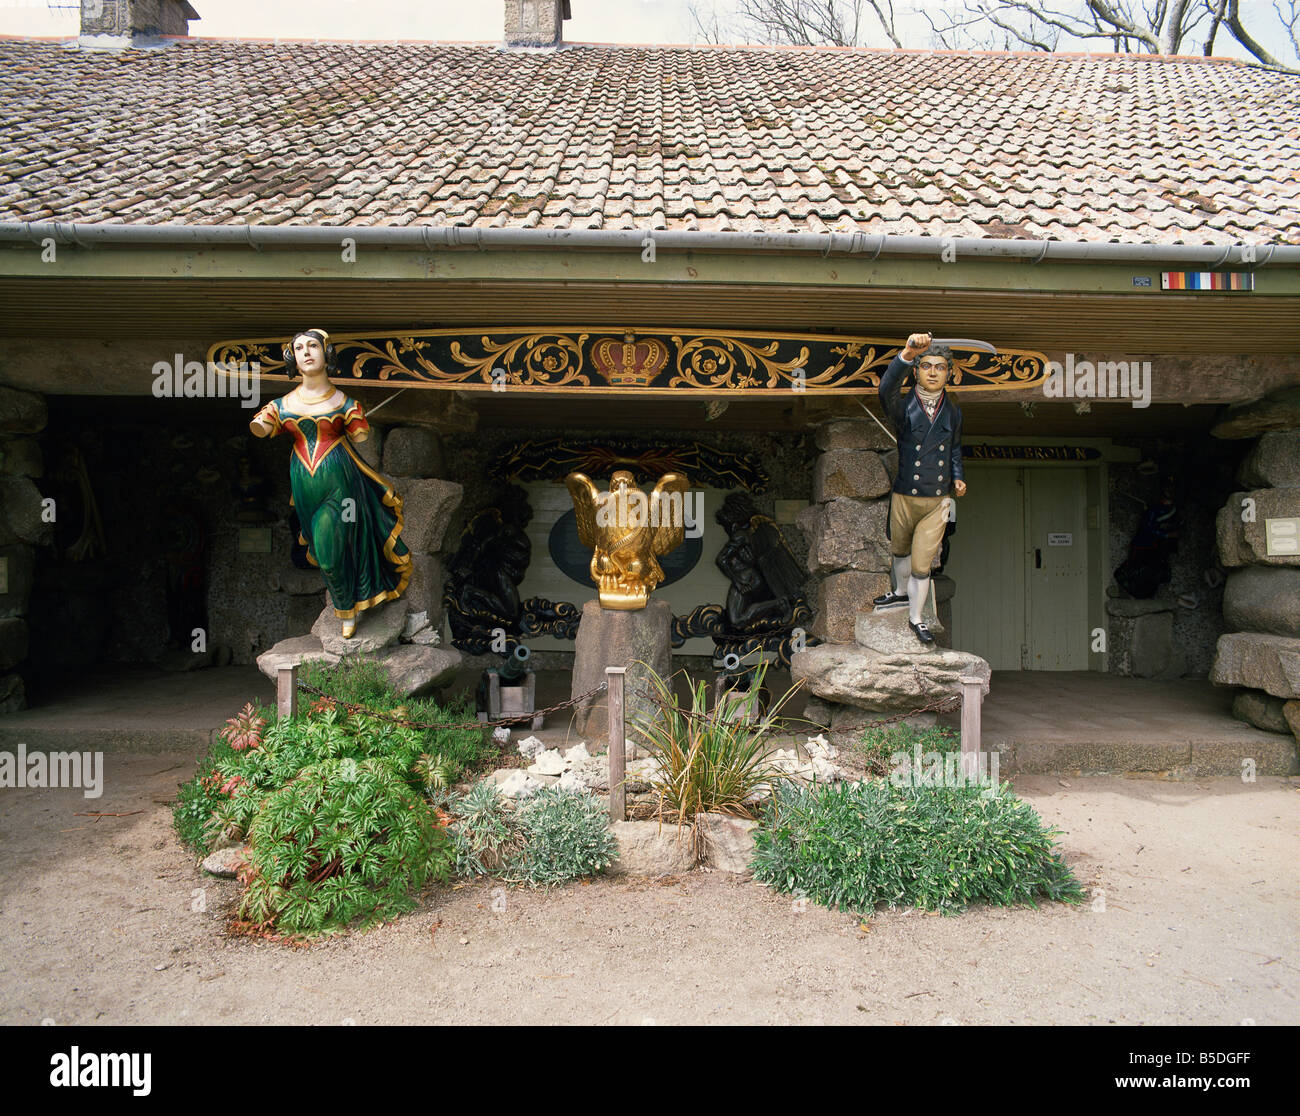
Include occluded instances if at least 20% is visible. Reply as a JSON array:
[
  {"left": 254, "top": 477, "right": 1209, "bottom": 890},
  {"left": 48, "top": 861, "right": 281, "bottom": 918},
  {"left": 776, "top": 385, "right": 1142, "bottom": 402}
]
[
  {"left": 80, "top": 1, "right": 200, "bottom": 47},
  {"left": 503, "top": 0, "right": 570, "bottom": 49}
]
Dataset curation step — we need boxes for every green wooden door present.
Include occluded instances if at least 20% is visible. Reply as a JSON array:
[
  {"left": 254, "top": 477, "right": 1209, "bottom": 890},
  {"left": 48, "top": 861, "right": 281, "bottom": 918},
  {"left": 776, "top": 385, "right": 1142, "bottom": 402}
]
[{"left": 946, "top": 464, "right": 1091, "bottom": 670}]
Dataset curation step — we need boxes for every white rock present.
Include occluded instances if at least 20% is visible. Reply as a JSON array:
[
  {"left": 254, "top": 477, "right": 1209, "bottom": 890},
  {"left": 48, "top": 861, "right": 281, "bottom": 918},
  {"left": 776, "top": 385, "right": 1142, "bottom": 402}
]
[
  {"left": 564, "top": 742, "right": 591, "bottom": 764},
  {"left": 201, "top": 845, "right": 249, "bottom": 879},
  {"left": 498, "top": 770, "right": 541, "bottom": 799},
  {"left": 806, "top": 733, "right": 839, "bottom": 760},
  {"left": 528, "top": 748, "right": 568, "bottom": 777},
  {"left": 516, "top": 734, "right": 546, "bottom": 759},
  {"left": 410, "top": 627, "right": 441, "bottom": 646},
  {"left": 810, "top": 756, "right": 844, "bottom": 782},
  {"left": 492, "top": 726, "right": 512, "bottom": 745},
  {"left": 559, "top": 771, "right": 586, "bottom": 793},
  {"left": 571, "top": 757, "right": 608, "bottom": 792}
]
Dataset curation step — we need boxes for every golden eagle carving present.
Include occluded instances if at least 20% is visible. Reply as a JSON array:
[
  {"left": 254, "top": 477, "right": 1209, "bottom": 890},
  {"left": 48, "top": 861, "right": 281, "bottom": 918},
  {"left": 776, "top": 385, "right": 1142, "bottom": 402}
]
[{"left": 565, "top": 470, "right": 691, "bottom": 610}]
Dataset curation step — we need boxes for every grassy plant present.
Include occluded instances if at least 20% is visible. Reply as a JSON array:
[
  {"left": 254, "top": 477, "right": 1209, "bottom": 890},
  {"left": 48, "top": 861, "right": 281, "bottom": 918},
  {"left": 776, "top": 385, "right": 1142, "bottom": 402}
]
[
  {"left": 237, "top": 757, "right": 454, "bottom": 936},
  {"left": 299, "top": 660, "right": 491, "bottom": 775},
  {"left": 632, "top": 660, "right": 799, "bottom": 822},
  {"left": 449, "top": 779, "right": 518, "bottom": 877},
  {"left": 299, "top": 657, "right": 391, "bottom": 708},
  {"left": 855, "top": 720, "right": 961, "bottom": 777},
  {"left": 752, "top": 779, "right": 1085, "bottom": 915},
  {"left": 447, "top": 782, "right": 616, "bottom": 886}
]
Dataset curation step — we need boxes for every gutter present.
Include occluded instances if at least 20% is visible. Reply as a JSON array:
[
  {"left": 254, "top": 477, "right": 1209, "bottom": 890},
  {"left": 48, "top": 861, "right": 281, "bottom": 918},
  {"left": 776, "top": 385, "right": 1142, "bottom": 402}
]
[{"left": 0, "top": 221, "right": 1296, "bottom": 267}]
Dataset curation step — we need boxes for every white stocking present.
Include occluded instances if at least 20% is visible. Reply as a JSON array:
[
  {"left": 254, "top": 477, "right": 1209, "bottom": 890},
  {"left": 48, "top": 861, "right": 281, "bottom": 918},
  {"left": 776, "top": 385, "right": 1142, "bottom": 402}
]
[
  {"left": 892, "top": 555, "right": 912, "bottom": 594},
  {"left": 907, "top": 574, "right": 931, "bottom": 624}
]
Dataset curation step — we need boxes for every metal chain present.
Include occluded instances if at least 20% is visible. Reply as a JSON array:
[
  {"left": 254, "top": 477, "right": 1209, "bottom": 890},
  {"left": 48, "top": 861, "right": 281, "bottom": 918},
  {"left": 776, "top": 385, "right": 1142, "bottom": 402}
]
[
  {"left": 637, "top": 679, "right": 961, "bottom": 729},
  {"left": 842, "top": 694, "right": 963, "bottom": 726},
  {"left": 294, "top": 678, "right": 608, "bottom": 731},
  {"left": 295, "top": 677, "right": 960, "bottom": 734}
]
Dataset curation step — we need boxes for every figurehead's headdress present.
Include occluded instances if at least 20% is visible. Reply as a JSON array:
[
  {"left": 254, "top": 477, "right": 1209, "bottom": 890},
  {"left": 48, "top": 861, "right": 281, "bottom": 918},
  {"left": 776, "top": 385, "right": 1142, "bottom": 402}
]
[{"left": 283, "top": 328, "right": 338, "bottom": 374}]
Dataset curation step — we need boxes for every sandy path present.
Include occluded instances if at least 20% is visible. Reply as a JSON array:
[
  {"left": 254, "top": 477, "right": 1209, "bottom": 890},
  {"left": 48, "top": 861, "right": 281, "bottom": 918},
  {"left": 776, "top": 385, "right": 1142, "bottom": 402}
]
[{"left": 0, "top": 754, "right": 1296, "bottom": 1025}]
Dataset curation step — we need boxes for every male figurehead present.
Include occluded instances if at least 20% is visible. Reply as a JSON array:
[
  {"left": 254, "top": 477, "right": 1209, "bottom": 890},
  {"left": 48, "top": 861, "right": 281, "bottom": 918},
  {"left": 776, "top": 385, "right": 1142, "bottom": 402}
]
[{"left": 872, "top": 332, "right": 967, "bottom": 645}]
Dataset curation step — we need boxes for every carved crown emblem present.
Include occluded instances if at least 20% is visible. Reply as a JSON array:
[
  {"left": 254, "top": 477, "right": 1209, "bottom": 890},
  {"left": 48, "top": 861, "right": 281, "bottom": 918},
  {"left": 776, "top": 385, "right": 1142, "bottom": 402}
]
[{"left": 591, "top": 333, "right": 670, "bottom": 388}]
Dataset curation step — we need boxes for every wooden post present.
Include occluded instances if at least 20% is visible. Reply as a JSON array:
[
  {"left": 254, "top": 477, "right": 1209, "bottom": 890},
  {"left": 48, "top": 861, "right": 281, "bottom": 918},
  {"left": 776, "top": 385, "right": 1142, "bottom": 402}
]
[
  {"left": 277, "top": 664, "right": 298, "bottom": 719},
  {"left": 958, "top": 674, "right": 983, "bottom": 781},
  {"left": 606, "top": 666, "right": 627, "bottom": 822}
]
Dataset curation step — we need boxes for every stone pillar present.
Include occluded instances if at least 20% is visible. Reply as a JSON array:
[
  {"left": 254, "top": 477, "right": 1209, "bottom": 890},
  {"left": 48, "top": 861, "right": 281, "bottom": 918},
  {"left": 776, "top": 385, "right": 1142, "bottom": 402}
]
[
  {"left": 1209, "top": 422, "right": 1300, "bottom": 768},
  {"left": 382, "top": 426, "right": 457, "bottom": 633},
  {"left": 796, "top": 418, "right": 896, "bottom": 643},
  {"left": 0, "top": 386, "right": 49, "bottom": 712},
  {"left": 570, "top": 599, "right": 672, "bottom": 740}
]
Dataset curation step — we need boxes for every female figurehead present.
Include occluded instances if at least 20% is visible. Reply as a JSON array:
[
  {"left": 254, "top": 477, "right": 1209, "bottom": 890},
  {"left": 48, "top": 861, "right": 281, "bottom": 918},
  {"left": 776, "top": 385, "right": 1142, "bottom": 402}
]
[{"left": 250, "top": 329, "right": 411, "bottom": 639}]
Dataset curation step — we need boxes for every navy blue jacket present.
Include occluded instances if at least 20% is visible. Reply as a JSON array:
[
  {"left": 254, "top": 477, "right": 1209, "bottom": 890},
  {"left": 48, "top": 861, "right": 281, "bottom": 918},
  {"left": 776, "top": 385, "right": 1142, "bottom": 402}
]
[{"left": 879, "top": 354, "right": 964, "bottom": 498}]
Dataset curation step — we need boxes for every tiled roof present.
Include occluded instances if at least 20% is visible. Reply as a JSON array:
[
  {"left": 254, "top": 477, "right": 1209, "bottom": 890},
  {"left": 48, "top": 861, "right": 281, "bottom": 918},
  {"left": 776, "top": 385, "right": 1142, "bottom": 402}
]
[{"left": 1, "top": 37, "right": 1298, "bottom": 243}]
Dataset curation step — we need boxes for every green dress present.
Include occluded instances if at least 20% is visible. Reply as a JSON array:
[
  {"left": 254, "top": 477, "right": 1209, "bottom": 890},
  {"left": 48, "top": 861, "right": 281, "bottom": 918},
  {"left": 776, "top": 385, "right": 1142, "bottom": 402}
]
[{"left": 257, "top": 390, "right": 411, "bottom": 619}]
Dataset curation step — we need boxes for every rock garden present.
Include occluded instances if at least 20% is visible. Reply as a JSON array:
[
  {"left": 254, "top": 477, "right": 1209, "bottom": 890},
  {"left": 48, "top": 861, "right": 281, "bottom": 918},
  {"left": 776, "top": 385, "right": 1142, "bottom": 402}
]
[{"left": 175, "top": 656, "right": 1085, "bottom": 942}]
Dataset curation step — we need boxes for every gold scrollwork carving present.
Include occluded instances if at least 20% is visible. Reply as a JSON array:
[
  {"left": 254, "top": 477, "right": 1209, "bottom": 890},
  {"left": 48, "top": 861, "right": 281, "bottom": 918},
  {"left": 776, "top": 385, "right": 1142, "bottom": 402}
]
[
  {"left": 670, "top": 336, "right": 812, "bottom": 390},
  {"left": 349, "top": 336, "right": 455, "bottom": 382},
  {"left": 449, "top": 333, "right": 590, "bottom": 387}
]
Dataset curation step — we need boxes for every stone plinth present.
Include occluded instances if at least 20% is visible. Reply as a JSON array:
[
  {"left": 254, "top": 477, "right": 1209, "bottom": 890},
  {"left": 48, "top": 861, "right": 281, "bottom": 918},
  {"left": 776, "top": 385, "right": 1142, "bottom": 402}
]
[
  {"left": 854, "top": 604, "right": 944, "bottom": 654},
  {"left": 311, "top": 600, "right": 407, "bottom": 656},
  {"left": 570, "top": 598, "right": 672, "bottom": 739},
  {"left": 792, "top": 642, "right": 990, "bottom": 713}
]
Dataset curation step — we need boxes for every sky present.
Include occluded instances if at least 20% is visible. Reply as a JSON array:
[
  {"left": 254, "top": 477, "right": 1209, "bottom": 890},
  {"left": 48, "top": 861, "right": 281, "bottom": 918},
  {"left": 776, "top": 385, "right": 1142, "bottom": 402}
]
[{"left": 0, "top": 0, "right": 1294, "bottom": 64}]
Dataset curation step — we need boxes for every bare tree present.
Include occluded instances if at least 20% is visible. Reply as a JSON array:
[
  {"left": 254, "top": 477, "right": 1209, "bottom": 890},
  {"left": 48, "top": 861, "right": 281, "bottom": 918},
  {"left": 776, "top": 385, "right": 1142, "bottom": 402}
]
[
  {"left": 1278, "top": 0, "right": 1300, "bottom": 58},
  {"left": 926, "top": 0, "right": 1298, "bottom": 71},
  {"left": 686, "top": 0, "right": 730, "bottom": 44},
  {"left": 689, "top": 0, "right": 903, "bottom": 48}
]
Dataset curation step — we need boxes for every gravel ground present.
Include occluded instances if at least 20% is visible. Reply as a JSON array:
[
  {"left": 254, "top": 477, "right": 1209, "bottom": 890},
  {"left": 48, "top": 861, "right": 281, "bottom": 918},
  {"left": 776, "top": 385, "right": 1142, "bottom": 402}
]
[{"left": 1, "top": 754, "right": 1296, "bottom": 1026}]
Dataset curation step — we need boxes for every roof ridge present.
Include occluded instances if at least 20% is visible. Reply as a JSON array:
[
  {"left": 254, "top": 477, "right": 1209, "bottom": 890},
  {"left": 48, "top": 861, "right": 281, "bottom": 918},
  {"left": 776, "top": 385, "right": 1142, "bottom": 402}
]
[{"left": 0, "top": 33, "right": 1269, "bottom": 66}]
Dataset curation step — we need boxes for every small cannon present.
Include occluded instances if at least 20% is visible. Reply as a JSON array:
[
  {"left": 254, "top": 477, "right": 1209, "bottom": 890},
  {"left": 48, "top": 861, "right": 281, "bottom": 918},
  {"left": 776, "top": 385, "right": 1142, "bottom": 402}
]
[
  {"left": 713, "top": 650, "right": 769, "bottom": 724},
  {"left": 477, "top": 644, "right": 542, "bottom": 729}
]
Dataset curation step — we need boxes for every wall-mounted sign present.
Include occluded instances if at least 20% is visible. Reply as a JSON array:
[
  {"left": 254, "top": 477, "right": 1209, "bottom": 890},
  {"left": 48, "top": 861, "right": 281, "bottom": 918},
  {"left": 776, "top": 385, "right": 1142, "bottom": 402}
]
[
  {"left": 1265, "top": 517, "right": 1300, "bottom": 556},
  {"left": 1047, "top": 533, "right": 1073, "bottom": 546},
  {"left": 964, "top": 444, "right": 1102, "bottom": 461}
]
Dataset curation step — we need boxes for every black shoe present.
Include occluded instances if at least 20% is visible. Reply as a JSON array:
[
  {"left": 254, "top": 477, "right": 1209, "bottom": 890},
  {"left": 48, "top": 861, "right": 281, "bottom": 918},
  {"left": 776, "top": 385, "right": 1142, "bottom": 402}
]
[
  {"left": 873, "top": 591, "right": 909, "bottom": 610},
  {"left": 908, "top": 619, "right": 935, "bottom": 645}
]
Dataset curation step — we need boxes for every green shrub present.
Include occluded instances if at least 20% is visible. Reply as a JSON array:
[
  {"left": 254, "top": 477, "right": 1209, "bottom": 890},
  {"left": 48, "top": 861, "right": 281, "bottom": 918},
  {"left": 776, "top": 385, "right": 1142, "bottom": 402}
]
[
  {"left": 503, "top": 786, "right": 619, "bottom": 887},
  {"left": 855, "top": 720, "right": 960, "bottom": 777},
  {"left": 753, "top": 779, "right": 1085, "bottom": 915},
  {"left": 172, "top": 732, "right": 239, "bottom": 856},
  {"left": 238, "top": 757, "right": 454, "bottom": 936},
  {"left": 632, "top": 660, "right": 798, "bottom": 821},
  {"left": 172, "top": 661, "right": 493, "bottom": 938}
]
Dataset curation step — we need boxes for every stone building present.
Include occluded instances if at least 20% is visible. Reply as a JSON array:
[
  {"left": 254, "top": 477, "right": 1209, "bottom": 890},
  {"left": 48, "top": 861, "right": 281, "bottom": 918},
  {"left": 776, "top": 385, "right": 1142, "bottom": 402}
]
[{"left": 0, "top": 1, "right": 1298, "bottom": 769}]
